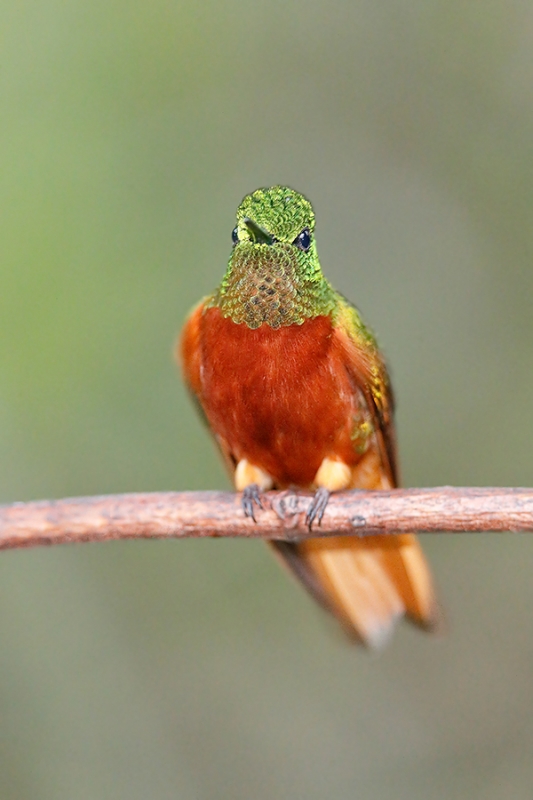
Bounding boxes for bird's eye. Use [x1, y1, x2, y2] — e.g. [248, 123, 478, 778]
[232, 226, 239, 245]
[293, 228, 311, 251]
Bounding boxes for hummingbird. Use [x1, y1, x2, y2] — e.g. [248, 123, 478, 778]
[178, 186, 440, 646]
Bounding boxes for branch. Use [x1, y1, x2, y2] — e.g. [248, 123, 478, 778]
[0, 487, 532, 551]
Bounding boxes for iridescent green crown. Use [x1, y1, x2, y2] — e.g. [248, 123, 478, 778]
[236, 186, 315, 242]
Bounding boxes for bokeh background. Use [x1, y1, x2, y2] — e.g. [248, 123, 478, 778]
[2, 1, 533, 797]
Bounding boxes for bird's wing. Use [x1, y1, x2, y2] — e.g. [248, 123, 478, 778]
[272, 297, 441, 647]
[179, 299, 237, 475]
[334, 295, 399, 485]
[180, 300, 204, 398]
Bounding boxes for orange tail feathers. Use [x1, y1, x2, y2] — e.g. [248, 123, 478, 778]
[272, 533, 441, 648]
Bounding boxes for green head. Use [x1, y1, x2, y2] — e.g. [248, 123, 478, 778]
[234, 185, 315, 246]
[211, 186, 336, 328]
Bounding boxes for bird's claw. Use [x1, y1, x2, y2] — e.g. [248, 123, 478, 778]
[242, 483, 263, 523]
[305, 487, 331, 530]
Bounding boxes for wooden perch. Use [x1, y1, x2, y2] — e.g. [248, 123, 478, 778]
[0, 487, 532, 551]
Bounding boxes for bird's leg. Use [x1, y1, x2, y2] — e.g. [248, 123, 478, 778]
[242, 484, 263, 522]
[235, 459, 274, 523]
[307, 457, 352, 530]
[305, 487, 330, 530]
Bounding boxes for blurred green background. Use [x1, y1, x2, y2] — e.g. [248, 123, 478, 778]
[2, 1, 533, 797]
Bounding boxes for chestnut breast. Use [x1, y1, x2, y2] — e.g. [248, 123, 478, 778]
[198, 307, 367, 487]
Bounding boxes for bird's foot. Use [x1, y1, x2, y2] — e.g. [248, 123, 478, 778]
[242, 483, 263, 523]
[305, 487, 331, 530]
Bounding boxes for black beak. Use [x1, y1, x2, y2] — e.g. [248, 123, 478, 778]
[243, 217, 276, 245]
